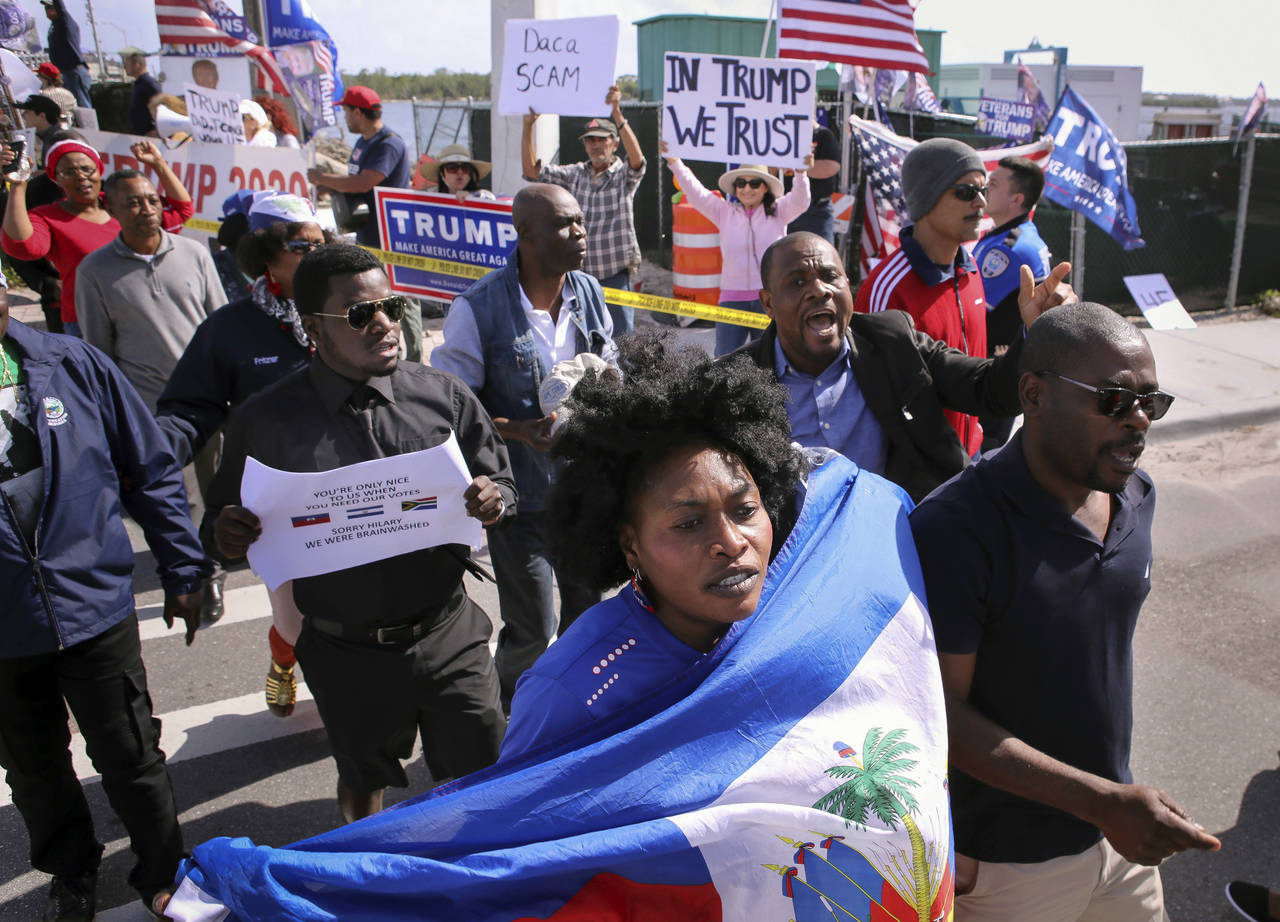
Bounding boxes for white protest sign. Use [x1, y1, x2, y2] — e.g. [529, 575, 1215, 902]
[240, 434, 483, 591]
[663, 53, 815, 168]
[496, 15, 619, 117]
[1123, 274, 1196, 330]
[80, 128, 309, 228]
[183, 83, 246, 146]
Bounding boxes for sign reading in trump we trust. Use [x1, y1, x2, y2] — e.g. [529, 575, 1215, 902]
[662, 52, 815, 168]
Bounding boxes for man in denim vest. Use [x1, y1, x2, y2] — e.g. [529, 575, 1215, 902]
[434, 184, 616, 706]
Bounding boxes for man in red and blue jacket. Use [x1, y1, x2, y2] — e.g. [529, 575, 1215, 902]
[0, 283, 209, 920]
[855, 138, 989, 456]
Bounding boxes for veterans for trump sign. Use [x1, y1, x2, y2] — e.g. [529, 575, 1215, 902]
[374, 189, 516, 300]
[977, 97, 1035, 142]
[662, 52, 816, 168]
[496, 15, 619, 117]
[1042, 86, 1145, 250]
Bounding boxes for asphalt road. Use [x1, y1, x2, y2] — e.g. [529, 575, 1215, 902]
[1, 414, 1276, 921]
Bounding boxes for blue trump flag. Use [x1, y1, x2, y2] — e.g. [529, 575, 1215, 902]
[164, 455, 955, 922]
[262, 0, 342, 105]
[1042, 86, 1145, 250]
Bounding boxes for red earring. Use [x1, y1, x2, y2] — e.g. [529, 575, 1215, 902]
[265, 270, 283, 297]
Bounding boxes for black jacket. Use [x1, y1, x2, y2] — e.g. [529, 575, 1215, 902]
[726, 310, 1023, 502]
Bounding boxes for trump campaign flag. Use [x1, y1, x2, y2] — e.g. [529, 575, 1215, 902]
[851, 114, 1054, 275]
[1042, 86, 1144, 250]
[163, 454, 956, 922]
[262, 0, 343, 105]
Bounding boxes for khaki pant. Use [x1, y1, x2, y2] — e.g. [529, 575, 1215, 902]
[956, 839, 1169, 922]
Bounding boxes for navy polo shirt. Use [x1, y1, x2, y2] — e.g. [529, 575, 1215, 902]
[909, 431, 1155, 863]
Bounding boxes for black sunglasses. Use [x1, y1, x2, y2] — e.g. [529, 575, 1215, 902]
[1038, 370, 1174, 421]
[313, 295, 411, 331]
[734, 178, 766, 189]
[284, 240, 323, 255]
[950, 183, 989, 202]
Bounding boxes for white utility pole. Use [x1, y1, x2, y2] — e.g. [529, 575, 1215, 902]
[490, 0, 559, 196]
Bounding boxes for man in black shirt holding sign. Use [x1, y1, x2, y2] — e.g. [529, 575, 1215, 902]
[204, 244, 515, 823]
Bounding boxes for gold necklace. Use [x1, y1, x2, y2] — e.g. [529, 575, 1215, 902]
[0, 343, 19, 389]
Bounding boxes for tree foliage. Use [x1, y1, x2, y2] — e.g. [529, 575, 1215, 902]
[339, 68, 490, 100]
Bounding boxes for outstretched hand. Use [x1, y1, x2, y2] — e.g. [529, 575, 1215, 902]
[1018, 261, 1077, 328]
[1095, 783, 1221, 866]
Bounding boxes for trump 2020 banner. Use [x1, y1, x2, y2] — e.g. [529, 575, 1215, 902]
[1042, 86, 1145, 250]
[374, 189, 516, 300]
[161, 455, 955, 922]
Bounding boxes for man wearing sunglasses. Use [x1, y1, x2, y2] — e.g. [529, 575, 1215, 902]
[911, 302, 1219, 922]
[203, 244, 516, 824]
[855, 138, 1061, 458]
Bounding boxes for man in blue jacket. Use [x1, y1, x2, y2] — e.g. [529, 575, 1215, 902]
[41, 0, 93, 109]
[0, 282, 209, 920]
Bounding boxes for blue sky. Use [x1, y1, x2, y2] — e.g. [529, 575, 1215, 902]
[35, 0, 1279, 98]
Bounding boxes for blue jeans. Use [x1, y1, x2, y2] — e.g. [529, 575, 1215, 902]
[715, 299, 766, 357]
[788, 200, 836, 244]
[488, 511, 600, 706]
[596, 269, 634, 337]
[62, 66, 93, 110]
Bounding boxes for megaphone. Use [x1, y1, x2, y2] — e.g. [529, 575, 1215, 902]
[155, 104, 193, 140]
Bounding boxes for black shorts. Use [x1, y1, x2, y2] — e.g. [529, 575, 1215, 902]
[295, 591, 505, 793]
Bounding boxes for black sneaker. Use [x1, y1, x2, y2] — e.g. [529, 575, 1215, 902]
[1226, 881, 1280, 922]
[41, 872, 96, 921]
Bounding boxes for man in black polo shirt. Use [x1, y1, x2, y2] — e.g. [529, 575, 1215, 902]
[204, 244, 514, 824]
[910, 302, 1220, 921]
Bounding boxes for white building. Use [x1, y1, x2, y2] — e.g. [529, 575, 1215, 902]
[938, 62, 1143, 141]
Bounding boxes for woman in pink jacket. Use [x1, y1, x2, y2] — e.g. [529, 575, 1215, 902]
[663, 142, 812, 356]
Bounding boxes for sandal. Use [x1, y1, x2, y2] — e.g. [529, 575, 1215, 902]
[265, 659, 296, 717]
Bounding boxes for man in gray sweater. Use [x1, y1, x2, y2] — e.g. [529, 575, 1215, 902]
[76, 168, 227, 619]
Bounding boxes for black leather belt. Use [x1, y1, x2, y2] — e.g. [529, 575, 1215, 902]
[308, 588, 465, 647]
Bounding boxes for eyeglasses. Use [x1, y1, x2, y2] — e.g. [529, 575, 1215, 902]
[950, 183, 988, 202]
[284, 239, 323, 255]
[313, 295, 411, 331]
[734, 178, 766, 190]
[56, 165, 98, 179]
[1038, 370, 1174, 420]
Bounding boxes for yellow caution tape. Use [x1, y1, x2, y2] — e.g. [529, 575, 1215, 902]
[186, 219, 765, 330]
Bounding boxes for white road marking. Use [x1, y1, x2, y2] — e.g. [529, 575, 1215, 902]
[136, 584, 272, 642]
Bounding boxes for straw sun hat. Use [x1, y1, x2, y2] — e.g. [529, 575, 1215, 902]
[419, 144, 492, 184]
[717, 165, 782, 199]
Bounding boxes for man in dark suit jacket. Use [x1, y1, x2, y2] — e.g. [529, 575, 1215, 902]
[727, 232, 1074, 501]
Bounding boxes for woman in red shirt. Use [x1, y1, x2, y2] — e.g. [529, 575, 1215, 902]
[2, 138, 194, 337]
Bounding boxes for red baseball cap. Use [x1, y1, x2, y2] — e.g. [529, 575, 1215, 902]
[36, 62, 60, 79]
[338, 86, 380, 109]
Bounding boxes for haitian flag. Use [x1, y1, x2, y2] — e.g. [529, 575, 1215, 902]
[164, 454, 955, 922]
[1042, 86, 1145, 251]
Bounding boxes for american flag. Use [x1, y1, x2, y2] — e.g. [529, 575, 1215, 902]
[778, 0, 930, 73]
[155, 0, 288, 94]
[851, 114, 1055, 276]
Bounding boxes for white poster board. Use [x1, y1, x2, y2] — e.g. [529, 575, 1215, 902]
[240, 435, 483, 591]
[1123, 273, 1196, 330]
[662, 52, 816, 168]
[161, 55, 254, 100]
[496, 15, 619, 117]
[80, 128, 309, 230]
[184, 84, 246, 145]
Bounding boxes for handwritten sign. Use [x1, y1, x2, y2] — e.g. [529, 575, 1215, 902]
[375, 189, 515, 300]
[241, 434, 482, 591]
[977, 97, 1035, 142]
[1123, 274, 1196, 330]
[183, 84, 245, 146]
[662, 52, 815, 168]
[496, 15, 619, 117]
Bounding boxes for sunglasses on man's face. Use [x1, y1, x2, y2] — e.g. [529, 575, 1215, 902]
[734, 178, 767, 190]
[313, 295, 411, 331]
[950, 183, 989, 202]
[1038, 370, 1175, 421]
[284, 239, 323, 255]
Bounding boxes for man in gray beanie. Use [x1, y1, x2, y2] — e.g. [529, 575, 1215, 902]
[855, 137, 1000, 456]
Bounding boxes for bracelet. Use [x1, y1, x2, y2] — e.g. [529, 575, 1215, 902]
[616, 119, 628, 129]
